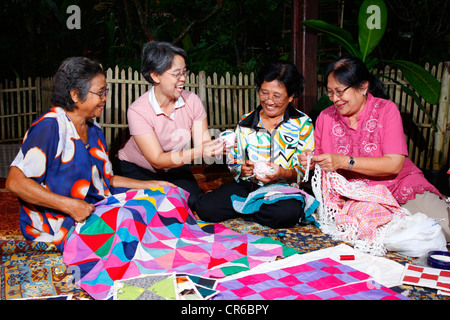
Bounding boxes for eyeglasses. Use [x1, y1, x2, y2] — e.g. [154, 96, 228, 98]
[326, 85, 351, 98]
[89, 88, 109, 99]
[166, 69, 189, 80]
[258, 90, 287, 104]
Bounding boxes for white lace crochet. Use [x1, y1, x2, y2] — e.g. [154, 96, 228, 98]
[301, 154, 312, 183]
[311, 164, 403, 256]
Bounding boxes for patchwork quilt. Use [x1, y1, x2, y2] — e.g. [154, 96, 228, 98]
[213, 257, 409, 300]
[62, 187, 298, 300]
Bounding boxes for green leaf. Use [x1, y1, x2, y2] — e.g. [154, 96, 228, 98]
[364, 56, 381, 71]
[358, 0, 388, 62]
[301, 20, 361, 58]
[385, 60, 441, 105]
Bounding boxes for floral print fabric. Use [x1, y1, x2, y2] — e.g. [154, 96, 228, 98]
[11, 107, 115, 250]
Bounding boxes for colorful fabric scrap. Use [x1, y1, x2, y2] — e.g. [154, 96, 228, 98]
[114, 273, 176, 300]
[213, 257, 409, 300]
[63, 187, 298, 300]
[113, 273, 219, 300]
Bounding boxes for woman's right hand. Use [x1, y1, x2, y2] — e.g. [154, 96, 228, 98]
[299, 149, 314, 168]
[66, 198, 95, 223]
[240, 160, 255, 178]
[312, 153, 347, 172]
[7, 166, 95, 223]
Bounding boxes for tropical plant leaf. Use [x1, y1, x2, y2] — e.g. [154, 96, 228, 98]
[364, 56, 381, 71]
[301, 20, 361, 58]
[385, 60, 441, 105]
[358, 0, 387, 62]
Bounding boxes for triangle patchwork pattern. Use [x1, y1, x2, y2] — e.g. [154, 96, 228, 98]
[62, 186, 299, 300]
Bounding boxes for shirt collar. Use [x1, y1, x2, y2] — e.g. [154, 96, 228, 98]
[148, 86, 185, 116]
[239, 104, 304, 129]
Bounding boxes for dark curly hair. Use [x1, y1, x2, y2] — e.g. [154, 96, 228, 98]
[50, 57, 104, 111]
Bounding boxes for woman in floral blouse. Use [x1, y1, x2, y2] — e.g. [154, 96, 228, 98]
[299, 56, 449, 241]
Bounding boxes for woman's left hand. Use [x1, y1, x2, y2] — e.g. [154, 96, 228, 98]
[110, 175, 176, 190]
[312, 153, 347, 172]
[202, 139, 226, 158]
[145, 180, 177, 188]
[256, 162, 281, 184]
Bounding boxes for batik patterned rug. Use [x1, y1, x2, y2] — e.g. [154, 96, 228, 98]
[0, 240, 90, 300]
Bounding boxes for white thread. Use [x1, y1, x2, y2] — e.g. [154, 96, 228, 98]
[302, 154, 312, 182]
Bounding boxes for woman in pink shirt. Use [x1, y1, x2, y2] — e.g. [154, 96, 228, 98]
[299, 56, 449, 241]
[118, 42, 225, 210]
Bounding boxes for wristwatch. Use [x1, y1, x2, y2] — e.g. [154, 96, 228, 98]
[348, 156, 355, 170]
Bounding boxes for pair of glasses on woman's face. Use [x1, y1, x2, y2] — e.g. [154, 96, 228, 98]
[89, 88, 109, 99]
[325, 85, 352, 98]
[166, 69, 189, 80]
[258, 90, 287, 104]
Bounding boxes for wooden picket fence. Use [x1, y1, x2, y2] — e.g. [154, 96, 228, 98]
[99, 68, 259, 155]
[0, 62, 449, 171]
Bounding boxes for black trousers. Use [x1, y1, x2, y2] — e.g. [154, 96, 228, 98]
[118, 160, 202, 211]
[195, 179, 304, 228]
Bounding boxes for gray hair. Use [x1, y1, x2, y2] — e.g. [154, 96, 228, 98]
[140, 41, 187, 84]
[50, 57, 104, 111]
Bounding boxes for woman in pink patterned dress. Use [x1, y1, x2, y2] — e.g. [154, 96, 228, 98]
[299, 56, 449, 241]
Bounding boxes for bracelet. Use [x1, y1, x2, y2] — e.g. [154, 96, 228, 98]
[348, 156, 355, 170]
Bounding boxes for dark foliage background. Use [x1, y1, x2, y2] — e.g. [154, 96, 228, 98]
[0, 0, 448, 79]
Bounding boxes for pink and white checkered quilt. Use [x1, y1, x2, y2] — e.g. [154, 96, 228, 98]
[401, 264, 450, 295]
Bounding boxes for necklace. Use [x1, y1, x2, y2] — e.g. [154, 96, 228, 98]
[349, 119, 358, 128]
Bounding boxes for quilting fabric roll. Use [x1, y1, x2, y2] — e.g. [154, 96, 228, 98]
[63, 187, 298, 300]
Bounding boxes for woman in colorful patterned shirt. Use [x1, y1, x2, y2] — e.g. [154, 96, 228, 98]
[196, 61, 315, 228]
[299, 56, 449, 241]
[6, 57, 174, 250]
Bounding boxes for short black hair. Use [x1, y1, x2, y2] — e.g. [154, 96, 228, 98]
[255, 60, 305, 98]
[325, 55, 388, 99]
[140, 41, 187, 84]
[50, 57, 104, 111]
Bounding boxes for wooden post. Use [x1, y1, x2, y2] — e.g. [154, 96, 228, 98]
[433, 62, 450, 171]
[198, 71, 207, 110]
[291, 0, 318, 115]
